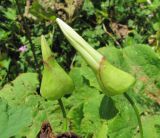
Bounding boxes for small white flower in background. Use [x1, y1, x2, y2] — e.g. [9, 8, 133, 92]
[18, 45, 27, 52]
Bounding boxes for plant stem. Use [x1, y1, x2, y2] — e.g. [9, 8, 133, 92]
[58, 98, 68, 131]
[102, 24, 122, 48]
[58, 99, 67, 118]
[124, 93, 143, 138]
[15, 0, 41, 81]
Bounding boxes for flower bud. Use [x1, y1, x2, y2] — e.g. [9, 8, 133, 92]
[40, 35, 74, 100]
[56, 18, 135, 96]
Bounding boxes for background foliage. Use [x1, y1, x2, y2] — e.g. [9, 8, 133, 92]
[0, 0, 160, 138]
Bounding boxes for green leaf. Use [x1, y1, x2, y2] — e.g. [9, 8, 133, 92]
[82, 0, 95, 16]
[0, 73, 63, 137]
[80, 93, 103, 135]
[134, 115, 160, 138]
[80, 65, 101, 90]
[93, 121, 108, 138]
[107, 95, 138, 138]
[99, 96, 118, 120]
[66, 85, 105, 136]
[69, 67, 84, 90]
[3, 8, 16, 20]
[68, 103, 84, 134]
[0, 98, 32, 138]
[136, 0, 147, 3]
[0, 29, 10, 40]
[0, 73, 39, 106]
[0, 58, 10, 69]
[82, 25, 105, 48]
[30, 1, 56, 21]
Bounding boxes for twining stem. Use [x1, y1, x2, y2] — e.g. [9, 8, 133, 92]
[102, 24, 122, 48]
[124, 93, 143, 138]
[58, 99, 68, 131]
[15, 0, 41, 81]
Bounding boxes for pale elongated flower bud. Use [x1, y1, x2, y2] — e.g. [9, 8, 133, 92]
[56, 18, 135, 96]
[40, 35, 74, 100]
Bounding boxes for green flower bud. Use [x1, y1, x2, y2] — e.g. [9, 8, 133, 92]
[40, 35, 74, 100]
[56, 18, 135, 96]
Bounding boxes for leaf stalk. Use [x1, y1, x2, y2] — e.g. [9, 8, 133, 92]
[124, 93, 143, 138]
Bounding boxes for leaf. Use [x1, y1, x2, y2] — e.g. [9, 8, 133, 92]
[136, 0, 148, 3]
[70, 62, 101, 91]
[66, 85, 105, 136]
[99, 96, 118, 120]
[0, 58, 10, 69]
[113, 96, 140, 137]
[3, 8, 16, 20]
[67, 85, 100, 107]
[82, 0, 94, 16]
[69, 67, 84, 90]
[0, 73, 63, 137]
[93, 121, 108, 138]
[67, 103, 84, 134]
[0, 29, 10, 41]
[29, 1, 56, 21]
[0, 98, 32, 138]
[134, 115, 160, 138]
[80, 93, 103, 135]
[82, 25, 105, 48]
[80, 65, 101, 91]
[0, 73, 39, 106]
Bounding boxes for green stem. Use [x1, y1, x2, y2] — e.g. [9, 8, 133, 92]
[15, 0, 41, 81]
[124, 93, 143, 138]
[58, 99, 68, 131]
[58, 99, 67, 118]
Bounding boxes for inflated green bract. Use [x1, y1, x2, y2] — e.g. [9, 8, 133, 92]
[56, 18, 135, 96]
[96, 59, 135, 96]
[40, 35, 74, 100]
